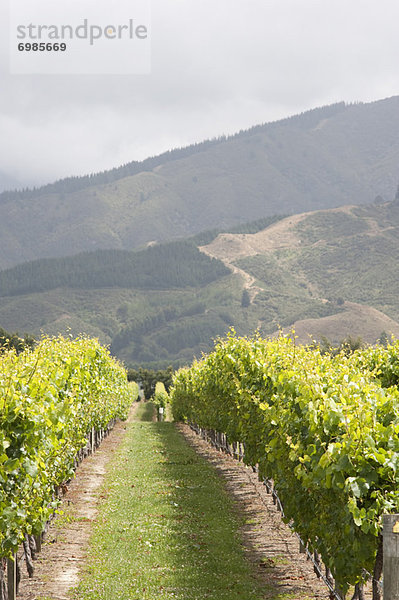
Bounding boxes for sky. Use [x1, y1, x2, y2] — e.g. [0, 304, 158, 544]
[1, 0, 399, 192]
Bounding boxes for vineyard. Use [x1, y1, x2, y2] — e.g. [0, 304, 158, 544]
[0, 336, 137, 597]
[170, 332, 399, 598]
[3, 331, 399, 599]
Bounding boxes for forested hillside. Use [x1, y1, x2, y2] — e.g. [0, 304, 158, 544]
[0, 237, 239, 367]
[2, 97, 399, 268]
[0, 242, 229, 296]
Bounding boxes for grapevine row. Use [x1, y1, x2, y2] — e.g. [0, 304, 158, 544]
[170, 332, 399, 596]
[0, 335, 137, 560]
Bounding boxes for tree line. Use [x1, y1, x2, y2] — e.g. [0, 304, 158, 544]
[127, 366, 173, 400]
[0, 242, 230, 297]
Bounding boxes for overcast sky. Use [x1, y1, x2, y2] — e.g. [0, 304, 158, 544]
[1, 0, 399, 192]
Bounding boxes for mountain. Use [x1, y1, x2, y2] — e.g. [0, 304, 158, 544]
[1, 200, 399, 367]
[2, 97, 399, 269]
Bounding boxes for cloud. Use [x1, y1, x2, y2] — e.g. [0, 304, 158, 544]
[1, 0, 399, 190]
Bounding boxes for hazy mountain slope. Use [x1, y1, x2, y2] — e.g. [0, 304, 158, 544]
[2, 97, 399, 268]
[2, 200, 399, 365]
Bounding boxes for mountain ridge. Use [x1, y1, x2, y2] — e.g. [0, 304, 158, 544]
[2, 97, 399, 269]
[0, 101, 347, 200]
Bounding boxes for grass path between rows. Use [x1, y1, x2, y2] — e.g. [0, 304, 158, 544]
[72, 403, 267, 600]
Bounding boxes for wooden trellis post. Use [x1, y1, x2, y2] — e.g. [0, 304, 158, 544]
[383, 514, 399, 600]
[6, 556, 16, 600]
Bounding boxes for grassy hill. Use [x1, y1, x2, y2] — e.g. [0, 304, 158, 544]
[2, 200, 399, 366]
[2, 97, 399, 268]
[204, 200, 399, 346]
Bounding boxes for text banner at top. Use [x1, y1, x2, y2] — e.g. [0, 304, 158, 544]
[9, 0, 151, 75]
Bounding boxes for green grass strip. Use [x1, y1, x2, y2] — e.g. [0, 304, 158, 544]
[135, 400, 156, 422]
[72, 416, 266, 599]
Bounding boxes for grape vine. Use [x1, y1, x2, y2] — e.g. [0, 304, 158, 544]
[171, 332, 399, 595]
[0, 335, 137, 559]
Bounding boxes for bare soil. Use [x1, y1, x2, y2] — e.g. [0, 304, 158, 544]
[200, 205, 369, 267]
[199, 214, 308, 263]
